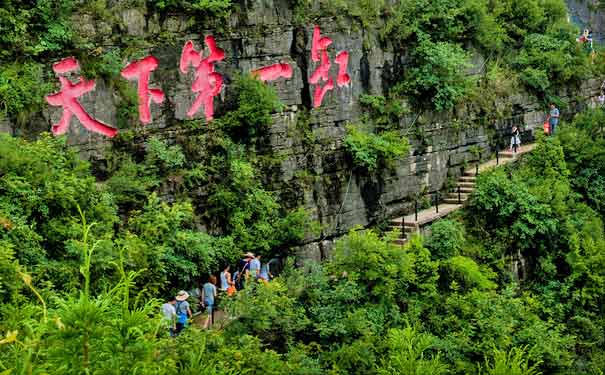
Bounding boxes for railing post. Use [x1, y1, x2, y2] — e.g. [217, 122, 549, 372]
[401, 219, 406, 241]
[475, 163, 479, 176]
[458, 185, 461, 204]
[435, 192, 439, 213]
[496, 144, 499, 165]
[415, 200, 418, 222]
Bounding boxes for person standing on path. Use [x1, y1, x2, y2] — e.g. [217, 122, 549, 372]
[220, 264, 236, 295]
[236, 253, 253, 289]
[175, 291, 192, 335]
[201, 276, 218, 329]
[549, 103, 560, 135]
[161, 296, 177, 337]
[510, 125, 521, 153]
[249, 254, 261, 280]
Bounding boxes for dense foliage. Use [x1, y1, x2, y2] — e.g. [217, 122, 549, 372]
[2, 110, 605, 373]
[1, 0, 605, 374]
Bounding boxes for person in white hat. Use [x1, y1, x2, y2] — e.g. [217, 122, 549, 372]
[174, 290, 192, 334]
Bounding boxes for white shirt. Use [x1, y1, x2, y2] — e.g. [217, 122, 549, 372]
[161, 303, 176, 321]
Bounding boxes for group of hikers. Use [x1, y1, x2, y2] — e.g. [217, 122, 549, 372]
[161, 252, 278, 335]
[510, 103, 559, 153]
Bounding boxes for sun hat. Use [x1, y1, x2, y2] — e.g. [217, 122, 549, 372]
[243, 252, 255, 258]
[176, 290, 190, 301]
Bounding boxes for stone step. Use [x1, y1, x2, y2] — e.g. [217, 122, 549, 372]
[447, 192, 470, 199]
[390, 218, 403, 225]
[458, 187, 475, 193]
[404, 226, 417, 233]
[498, 151, 516, 159]
[459, 176, 476, 182]
[443, 198, 467, 204]
[392, 238, 407, 246]
[463, 170, 477, 177]
[457, 181, 476, 188]
[389, 225, 416, 233]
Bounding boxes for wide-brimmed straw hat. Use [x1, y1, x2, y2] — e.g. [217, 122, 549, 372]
[243, 252, 255, 258]
[176, 290, 189, 301]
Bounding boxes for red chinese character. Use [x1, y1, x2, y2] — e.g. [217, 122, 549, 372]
[335, 51, 351, 87]
[46, 57, 118, 137]
[309, 26, 351, 108]
[311, 26, 333, 63]
[179, 36, 225, 121]
[309, 49, 331, 85]
[313, 78, 334, 109]
[251, 63, 293, 82]
[121, 56, 165, 124]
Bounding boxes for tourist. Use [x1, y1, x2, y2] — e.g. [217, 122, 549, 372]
[598, 92, 605, 107]
[220, 264, 236, 295]
[510, 125, 521, 153]
[201, 276, 218, 329]
[189, 280, 202, 311]
[161, 296, 177, 337]
[549, 103, 560, 135]
[236, 253, 253, 288]
[259, 257, 278, 282]
[232, 269, 240, 289]
[249, 254, 261, 280]
[175, 290, 192, 335]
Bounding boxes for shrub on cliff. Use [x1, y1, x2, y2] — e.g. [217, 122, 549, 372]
[394, 36, 473, 111]
[344, 124, 409, 171]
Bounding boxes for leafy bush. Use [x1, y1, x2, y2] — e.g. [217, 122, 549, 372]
[514, 29, 590, 97]
[480, 347, 541, 375]
[150, 0, 232, 18]
[0, 0, 74, 60]
[395, 37, 472, 111]
[217, 74, 282, 141]
[425, 219, 465, 260]
[344, 124, 409, 170]
[444, 255, 497, 291]
[378, 327, 449, 375]
[0, 62, 53, 120]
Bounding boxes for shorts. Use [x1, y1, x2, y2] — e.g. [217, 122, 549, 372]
[204, 299, 214, 314]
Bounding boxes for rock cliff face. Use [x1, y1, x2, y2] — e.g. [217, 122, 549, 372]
[4, 1, 602, 260]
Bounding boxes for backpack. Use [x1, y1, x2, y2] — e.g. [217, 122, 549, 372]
[175, 301, 188, 324]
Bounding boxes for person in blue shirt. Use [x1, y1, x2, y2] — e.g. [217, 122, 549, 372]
[549, 103, 560, 135]
[248, 254, 261, 280]
[259, 258, 279, 282]
[201, 276, 217, 329]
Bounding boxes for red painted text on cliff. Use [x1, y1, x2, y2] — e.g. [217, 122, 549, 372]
[46, 57, 118, 137]
[180, 36, 225, 121]
[121, 56, 165, 124]
[310, 26, 351, 108]
[251, 63, 293, 82]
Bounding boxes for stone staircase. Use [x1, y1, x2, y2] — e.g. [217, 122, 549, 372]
[388, 144, 535, 246]
[443, 174, 476, 204]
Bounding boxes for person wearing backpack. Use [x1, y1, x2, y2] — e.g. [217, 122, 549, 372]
[174, 290, 192, 335]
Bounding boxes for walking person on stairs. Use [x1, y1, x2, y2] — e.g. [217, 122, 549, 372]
[548, 103, 560, 135]
[510, 125, 521, 153]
